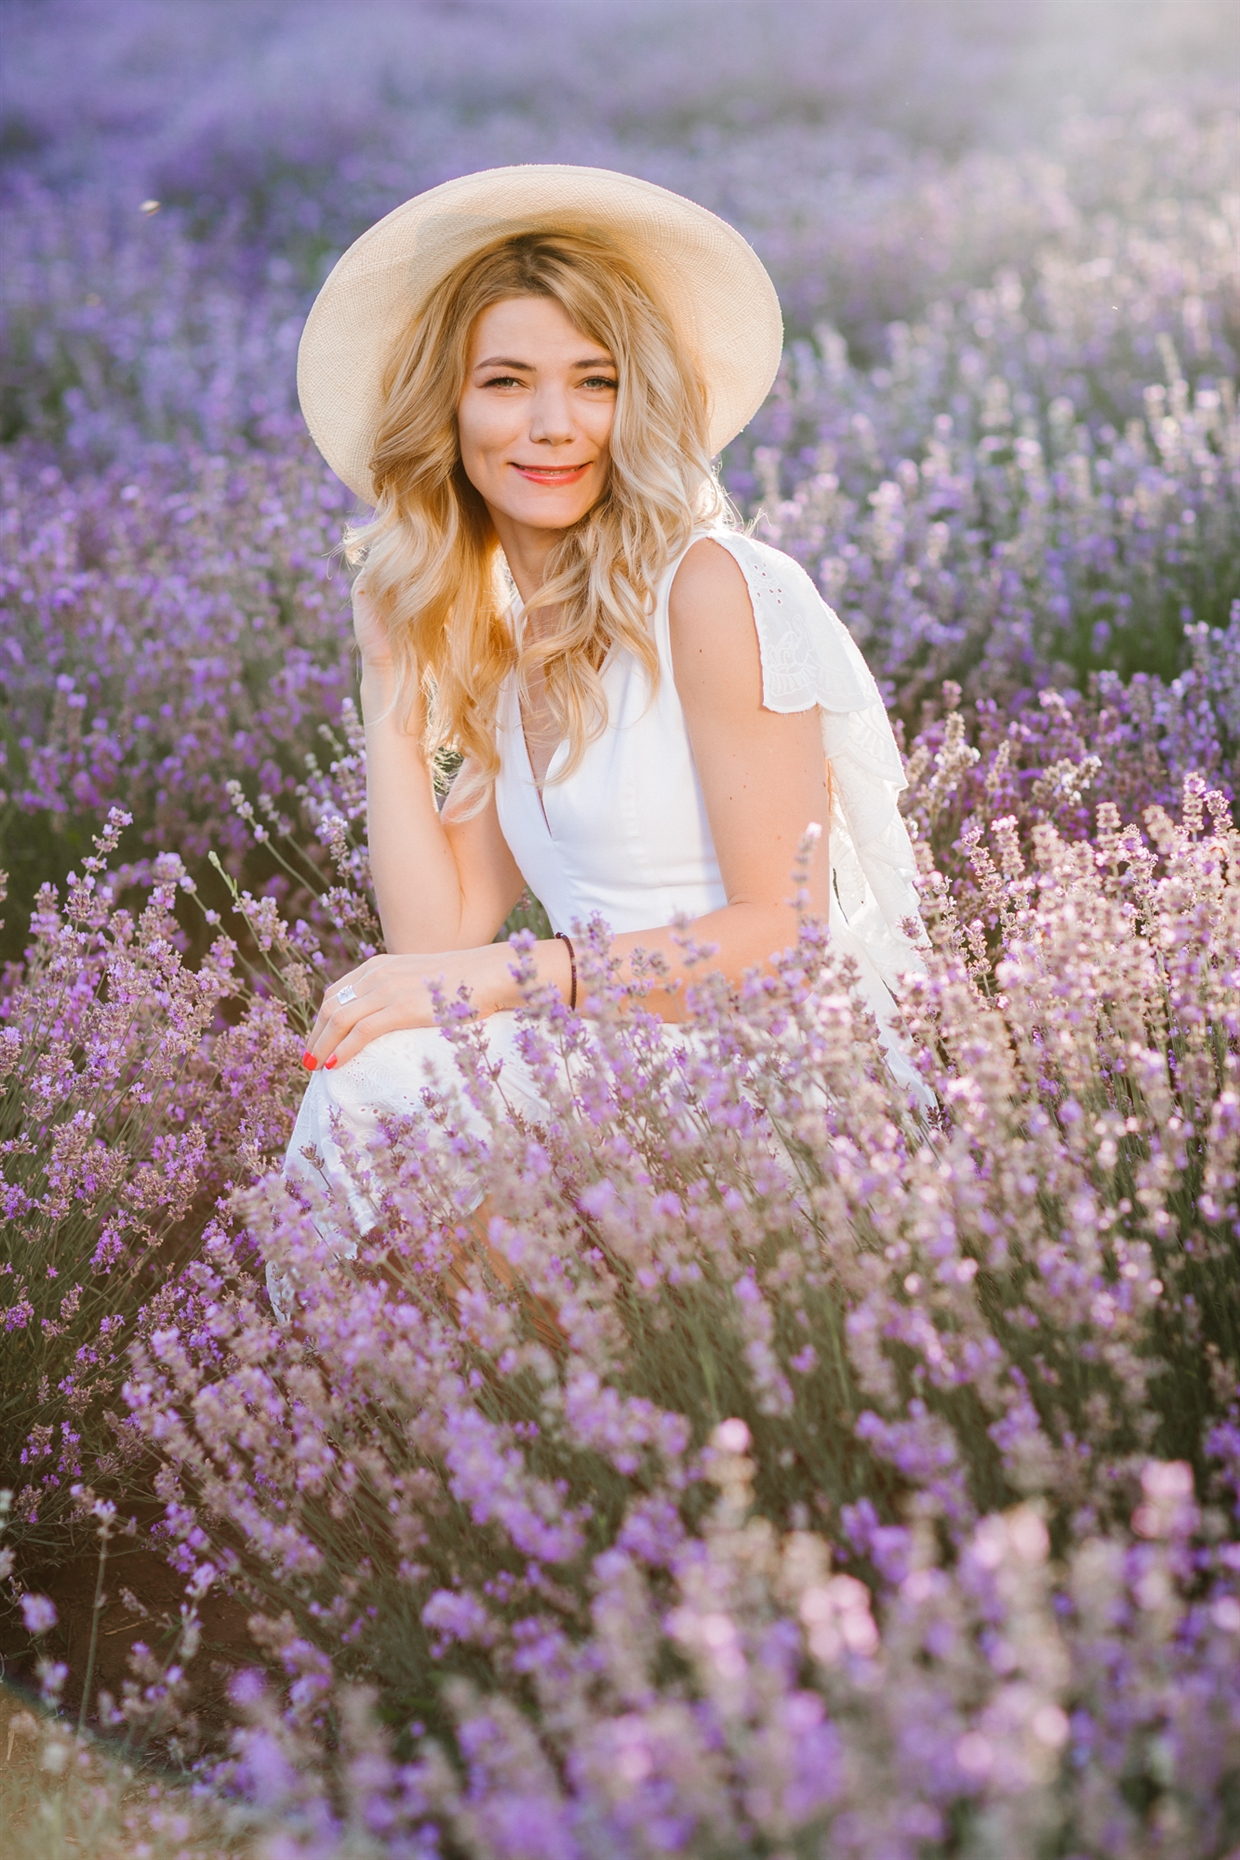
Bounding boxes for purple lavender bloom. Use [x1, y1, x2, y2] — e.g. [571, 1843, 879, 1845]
[20, 1594, 58, 1634]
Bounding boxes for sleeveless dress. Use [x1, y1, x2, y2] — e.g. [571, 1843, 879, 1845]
[280, 529, 926, 1252]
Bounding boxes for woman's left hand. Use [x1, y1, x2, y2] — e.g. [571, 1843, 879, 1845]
[303, 946, 513, 1072]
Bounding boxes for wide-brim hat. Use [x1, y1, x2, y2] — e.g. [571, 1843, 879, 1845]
[297, 163, 784, 504]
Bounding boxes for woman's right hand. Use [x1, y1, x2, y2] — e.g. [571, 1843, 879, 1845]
[352, 576, 394, 677]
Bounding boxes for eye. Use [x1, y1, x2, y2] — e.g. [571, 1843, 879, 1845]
[481, 374, 525, 389]
[581, 374, 618, 391]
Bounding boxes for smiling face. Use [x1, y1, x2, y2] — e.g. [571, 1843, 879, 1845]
[456, 295, 617, 553]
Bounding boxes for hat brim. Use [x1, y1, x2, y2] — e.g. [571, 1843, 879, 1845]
[297, 164, 784, 504]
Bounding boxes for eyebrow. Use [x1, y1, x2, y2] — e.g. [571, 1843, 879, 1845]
[473, 354, 616, 371]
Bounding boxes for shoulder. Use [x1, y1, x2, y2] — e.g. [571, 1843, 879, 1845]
[667, 536, 762, 710]
[668, 533, 751, 601]
[668, 535, 756, 644]
[667, 530, 818, 689]
[669, 531, 818, 621]
[672, 531, 876, 718]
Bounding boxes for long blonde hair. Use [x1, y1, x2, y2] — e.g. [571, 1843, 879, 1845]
[344, 231, 732, 803]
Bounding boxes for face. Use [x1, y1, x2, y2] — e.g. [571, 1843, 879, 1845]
[456, 295, 617, 540]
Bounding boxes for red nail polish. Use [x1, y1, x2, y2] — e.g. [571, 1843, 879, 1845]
[302, 1051, 316, 1070]
[325, 1054, 338, 1071]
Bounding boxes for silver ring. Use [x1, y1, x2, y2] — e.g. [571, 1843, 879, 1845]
[336, 984, 358, 1006]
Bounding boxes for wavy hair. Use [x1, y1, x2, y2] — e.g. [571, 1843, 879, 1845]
[344, 231, 732, 806]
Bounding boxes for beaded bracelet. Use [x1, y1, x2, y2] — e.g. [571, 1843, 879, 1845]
[554, 931, 577, 1010]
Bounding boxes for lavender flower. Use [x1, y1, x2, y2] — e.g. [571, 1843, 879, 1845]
[20, 1592, 57, 1634]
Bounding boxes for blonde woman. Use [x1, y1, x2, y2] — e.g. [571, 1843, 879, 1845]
[287, 166, 925, 1243]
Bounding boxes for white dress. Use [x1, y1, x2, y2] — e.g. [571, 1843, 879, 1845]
[280, 529, 926, 1250]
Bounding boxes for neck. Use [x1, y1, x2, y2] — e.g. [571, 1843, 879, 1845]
[486, 507, 569, 609]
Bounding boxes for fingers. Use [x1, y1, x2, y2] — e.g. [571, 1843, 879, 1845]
[306, 989, 360, 1054]
[305, 1000, 408, 1073]
[301, 962, 443, 1072]
[306, 955, 385, 1042]
[304, 985, 384, 1070]
[303, 995, 382, 1070]
[301, 955, 471, 1074]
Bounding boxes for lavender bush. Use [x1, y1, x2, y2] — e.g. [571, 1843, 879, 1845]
[4, 737, 1237, 1853]
[0, 442, 354, 957]
[743, 316, 1238, 701]
[120, 774, 1239, 1856]
[2, 0, 1239, 1850]
[0, 810, 301, 1548]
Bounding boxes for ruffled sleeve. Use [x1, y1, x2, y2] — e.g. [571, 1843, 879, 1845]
[704, 530, 928, 1005]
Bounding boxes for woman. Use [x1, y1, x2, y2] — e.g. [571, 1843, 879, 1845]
[286, 164, 925, 1248]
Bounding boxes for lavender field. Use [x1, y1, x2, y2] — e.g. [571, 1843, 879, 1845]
[1, 2, 1239, 1855]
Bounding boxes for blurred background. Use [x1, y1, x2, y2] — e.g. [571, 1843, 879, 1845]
[3, 0, 1236, 420]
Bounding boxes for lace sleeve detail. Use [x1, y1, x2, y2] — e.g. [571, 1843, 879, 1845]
[707, 530, 874, 715]
[705, 530, 927, 993]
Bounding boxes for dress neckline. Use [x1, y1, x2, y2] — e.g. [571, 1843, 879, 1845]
[504, 533, 709, 832]
[519, 697, 566, 836]
[508, 598, 567, 832]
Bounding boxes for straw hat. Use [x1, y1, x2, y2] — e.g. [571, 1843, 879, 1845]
[297, 164, 784, 504]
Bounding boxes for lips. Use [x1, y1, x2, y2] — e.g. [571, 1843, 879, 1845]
[512, 463, 592, 485]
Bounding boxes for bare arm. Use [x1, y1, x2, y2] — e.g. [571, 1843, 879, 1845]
[601, 537, 832, 1018]
[356, 581, 525, 952]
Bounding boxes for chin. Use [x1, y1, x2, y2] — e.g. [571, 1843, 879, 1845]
[512, 496, 596, 530]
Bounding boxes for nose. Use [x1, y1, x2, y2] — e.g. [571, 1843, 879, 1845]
[528, 382, 575, 446]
